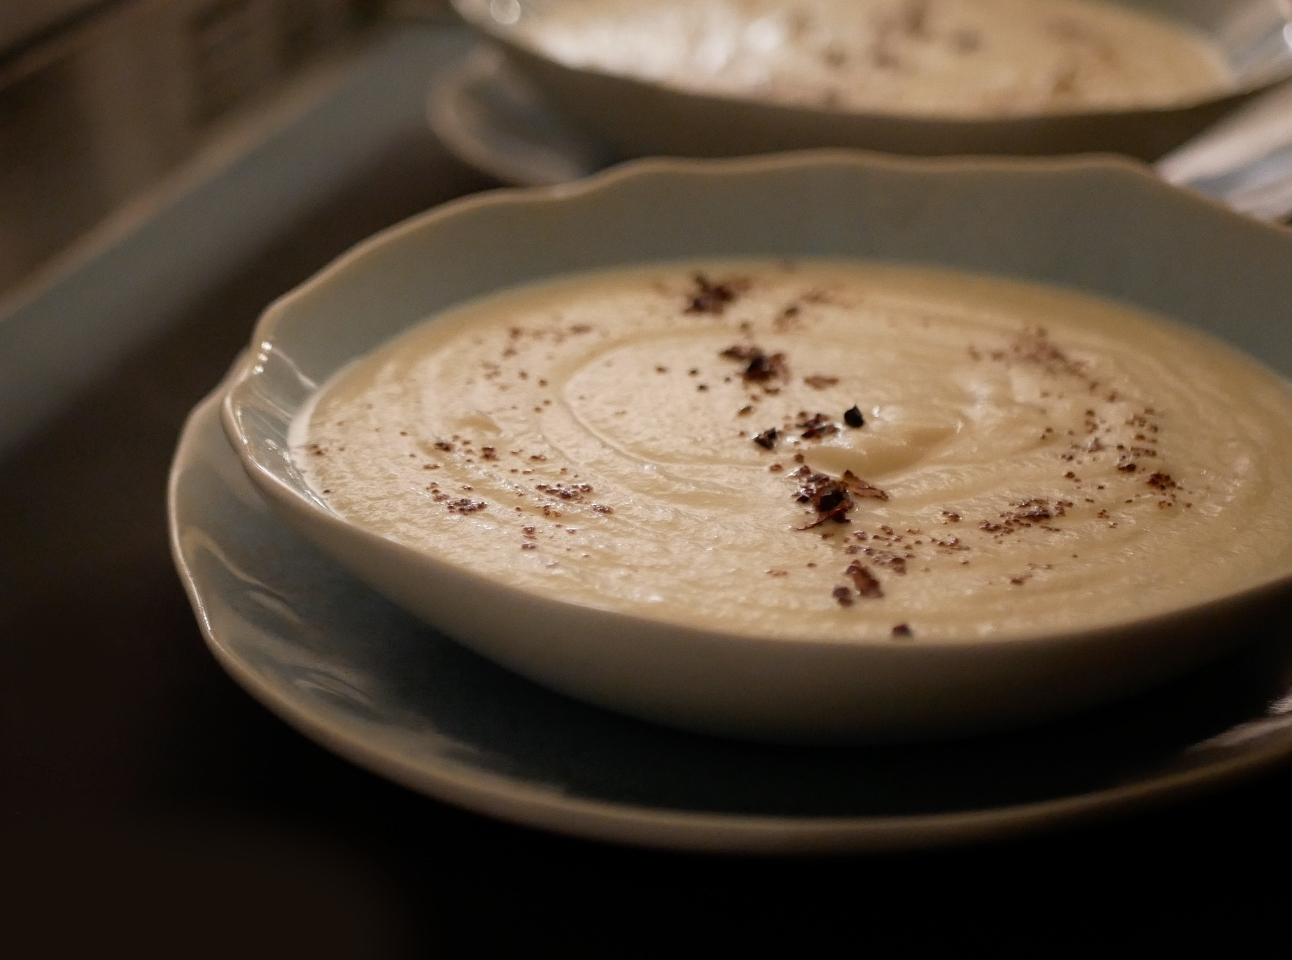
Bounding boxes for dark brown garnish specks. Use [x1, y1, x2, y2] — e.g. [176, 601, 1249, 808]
[979, 497, 1071, 536]
[685, 274, 748, 315]
[792, 466, 888, 529]
[845, 561, 883, 598]
[844, 405, 865, 428]
[447, 498, 487, 514]
[794, 467, 853, 527]
[796, 412, 838, 440]
[750, 409, 863, 451]
[833, 560, 884, 607]
[841, 470, 889, 500]
[720, 344, 788, 385]
[535, 482, 593, 501]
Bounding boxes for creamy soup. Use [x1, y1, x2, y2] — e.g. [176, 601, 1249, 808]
[292, 261, 1292, 641]
[510, 0, 1233, 117]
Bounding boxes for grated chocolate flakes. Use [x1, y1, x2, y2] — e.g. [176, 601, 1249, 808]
[791, 467, 888, 529]
[845, 560, 884, 598]
[447, 498, 487, 514]
[720, 344, 788, 384]
[535, 482, 593, 501]
[842, 470, 889, 500]
[796, 412, 839, 440]
[685, 274, 748, 315]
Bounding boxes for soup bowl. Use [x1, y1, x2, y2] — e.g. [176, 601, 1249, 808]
[223, 150, 1292, 741]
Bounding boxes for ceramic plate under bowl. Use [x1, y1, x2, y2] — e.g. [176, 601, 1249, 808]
[220, 150, 1292, 743]
[427, 44, 613, 186]
[426, 41, 1292, 224]
[173, 375, 1292, 853]
[451, 0, 1292, 160]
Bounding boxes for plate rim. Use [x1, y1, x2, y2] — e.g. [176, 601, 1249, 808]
[171, 376, 1292, 853]
[427, 43, 607, 188]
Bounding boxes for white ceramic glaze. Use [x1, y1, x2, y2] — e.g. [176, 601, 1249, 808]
[222, 150, 1292, 742]
[450, 0, 1292, 160]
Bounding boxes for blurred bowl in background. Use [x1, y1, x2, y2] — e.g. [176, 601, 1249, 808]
[450, 0, 1292, 160]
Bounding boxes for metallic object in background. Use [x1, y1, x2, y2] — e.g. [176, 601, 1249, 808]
[1157, 78, 1292, 221]
[0, 0, 361, 297]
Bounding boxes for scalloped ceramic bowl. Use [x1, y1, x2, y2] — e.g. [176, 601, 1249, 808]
[451, 0, 1292, 161]
[223, 150, 1292, 742]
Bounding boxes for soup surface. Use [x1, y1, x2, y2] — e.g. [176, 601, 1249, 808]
[509, 0, 1233, 117]
[293, 261, 1292, 641]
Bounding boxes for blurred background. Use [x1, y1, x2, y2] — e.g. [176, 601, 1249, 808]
[2, 0, 382, 297]
[0, 0, 480, 457]
[3, 3, 1292, 953]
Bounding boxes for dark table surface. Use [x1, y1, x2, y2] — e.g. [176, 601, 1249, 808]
[4, 80, 1290, 959]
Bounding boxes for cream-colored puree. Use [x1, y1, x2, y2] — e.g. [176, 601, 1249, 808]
[293, 261, 1292, 641]
[512, 0, 1232, 117]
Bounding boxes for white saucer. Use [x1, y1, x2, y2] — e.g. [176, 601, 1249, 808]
[427, 44, 613, 187]
[171, 371, 1292, 853]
